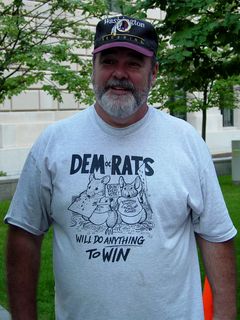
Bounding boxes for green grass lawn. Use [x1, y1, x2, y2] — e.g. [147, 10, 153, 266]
[0, 200, 55, 320]
[0, 175, 239, 319]
[218, 175, 240, 319]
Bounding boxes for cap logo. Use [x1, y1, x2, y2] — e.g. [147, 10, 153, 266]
[111, 18, 131, 36]
[94, 16, 158, 57]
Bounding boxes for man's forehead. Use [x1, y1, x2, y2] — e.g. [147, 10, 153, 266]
[98, 47, 146, 60]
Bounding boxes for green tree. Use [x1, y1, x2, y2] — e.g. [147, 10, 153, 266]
[126, 0, 240, 140]
[0, 0, 108, 105]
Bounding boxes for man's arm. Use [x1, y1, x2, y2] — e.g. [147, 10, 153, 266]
[196, 235, 237, 320]
[6, 225, 44, 320]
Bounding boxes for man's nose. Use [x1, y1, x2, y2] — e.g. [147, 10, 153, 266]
[111, 65, 128, 79]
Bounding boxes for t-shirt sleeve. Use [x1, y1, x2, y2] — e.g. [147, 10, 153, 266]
[191, 157, 237, 242]
[4, 148, 53, 235]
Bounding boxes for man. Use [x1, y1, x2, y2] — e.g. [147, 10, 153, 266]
[5, 16, 237, 320]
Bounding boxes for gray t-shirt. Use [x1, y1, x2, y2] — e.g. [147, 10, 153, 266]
[5, 106, 237, 320]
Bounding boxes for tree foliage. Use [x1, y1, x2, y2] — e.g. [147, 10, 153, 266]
[0, 0, 108, 104]
[125, 0, 240, 139]
[1, 0, 240, 140]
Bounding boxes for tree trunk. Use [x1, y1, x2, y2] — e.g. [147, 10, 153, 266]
[202, 87, 208, 141]
[202, 108, 207, 141]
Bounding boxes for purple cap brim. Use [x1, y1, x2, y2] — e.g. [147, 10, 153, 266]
[93, 42, 153, 57]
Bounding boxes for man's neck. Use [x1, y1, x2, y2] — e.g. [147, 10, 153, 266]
[94, 103, 149, 128]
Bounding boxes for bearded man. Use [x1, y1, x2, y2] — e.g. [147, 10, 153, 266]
[5, 16, 237, 320]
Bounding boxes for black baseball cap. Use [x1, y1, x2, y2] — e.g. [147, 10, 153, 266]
[93, 16, 158, 57]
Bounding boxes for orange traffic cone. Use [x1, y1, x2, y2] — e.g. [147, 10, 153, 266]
[203, 277, 213, 320]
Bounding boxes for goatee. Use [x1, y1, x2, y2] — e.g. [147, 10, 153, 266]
[92, 78, 150, 119]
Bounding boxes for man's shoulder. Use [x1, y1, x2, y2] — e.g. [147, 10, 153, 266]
[30, 106, 93, 153]
[41, 106, 93, 136]
[150, 107, 196, 133]
[52, 106, 93, 128]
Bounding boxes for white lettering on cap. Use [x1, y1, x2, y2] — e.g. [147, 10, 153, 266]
[104, 17, 145, 29]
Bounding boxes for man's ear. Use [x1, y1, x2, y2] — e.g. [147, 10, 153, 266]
[151, 63, 159, 87]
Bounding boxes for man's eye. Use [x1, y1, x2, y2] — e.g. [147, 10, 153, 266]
[129, 61, 141, 68]
[101, 59, 115, 65]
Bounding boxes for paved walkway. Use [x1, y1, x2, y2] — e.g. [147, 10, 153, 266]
[0, 305, 11, 320]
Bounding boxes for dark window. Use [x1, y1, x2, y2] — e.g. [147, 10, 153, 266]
[221, 108, 234, 127]
[219, 85, 235, 127]
[168, 90, 187, 121]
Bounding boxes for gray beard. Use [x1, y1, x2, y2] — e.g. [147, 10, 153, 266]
[93, 78, 151, 119]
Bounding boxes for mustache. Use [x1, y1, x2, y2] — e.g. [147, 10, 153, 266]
[104, 79, 135, 92]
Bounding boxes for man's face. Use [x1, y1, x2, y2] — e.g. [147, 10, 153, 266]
[92, 48, 157, 120]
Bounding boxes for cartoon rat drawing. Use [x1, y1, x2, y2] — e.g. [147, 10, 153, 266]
[69, 173, 153, 233]
[89, 196, 118, 235]
[68, 173, 110, 224]
[117, 176, 147, 225]
[86, 173, 110, 198]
